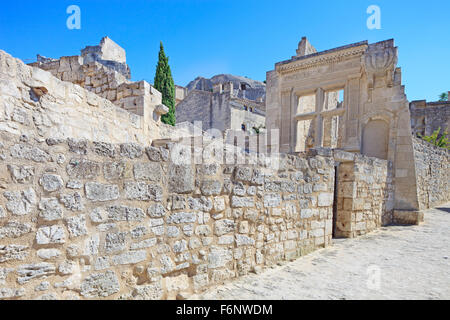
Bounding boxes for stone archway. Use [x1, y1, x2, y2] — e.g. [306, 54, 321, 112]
[362, 119, 389, 160]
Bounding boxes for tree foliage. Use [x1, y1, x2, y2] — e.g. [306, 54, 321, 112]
[418, 127, 449, 150]
[154, 42, 176, 126]
[439, 92, 448, 102]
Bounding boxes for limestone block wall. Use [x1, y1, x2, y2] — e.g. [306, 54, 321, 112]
[413, 137, 450, 210]
[335, 153, 393, 238]
[29, 52, 163, 120]
[176, 90, 217, 132]
[0, 130, 336, 300]
[0, 50, 165, 145]
[410, 101, 450, 137]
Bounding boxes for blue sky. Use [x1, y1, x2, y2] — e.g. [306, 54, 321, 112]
[0, 0, 448, 101]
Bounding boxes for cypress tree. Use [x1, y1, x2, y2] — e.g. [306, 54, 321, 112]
[154, 41, 176, 126]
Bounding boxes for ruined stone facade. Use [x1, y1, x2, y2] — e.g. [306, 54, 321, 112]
[29, 37, 168, 121]
[266, 38, 427, 221]
[410, 100, 450, 138]
[176, 75, 266, 136]
[0, 36, 449, 300]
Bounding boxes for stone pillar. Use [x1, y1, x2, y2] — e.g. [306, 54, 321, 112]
[290, 89, 298, 152]
[280, 90, 292, 153]
[314, 88, 324, 148]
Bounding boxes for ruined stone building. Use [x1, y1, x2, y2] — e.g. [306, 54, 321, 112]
[410, 98, 450, 137]
[0, 36, 448, 300]
[176, 74, 266, 137]
[266, 37, 449, 226]
[27, 37, 170, 141]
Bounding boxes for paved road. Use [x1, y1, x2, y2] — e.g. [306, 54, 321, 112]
[194, 205, 450, 300]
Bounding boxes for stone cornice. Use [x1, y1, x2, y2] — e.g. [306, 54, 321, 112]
[276, 44, 368, 75]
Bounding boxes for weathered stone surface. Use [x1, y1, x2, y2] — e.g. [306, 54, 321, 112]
[17, 263, 56, 284]
[120, 143, 143, 159]
[130, 238, 157, 250]
[218, 235, 234, 245]
[231, 196, 254, 208]
[0, 268, 13, 285]
[80, 271, 120, 298]
[37, 249, 61, 260]
[0, 206, 5, 219]
[10, 144, 50, 162]
[0, 221, 32, 239]
[264, 193, 282, 207]
[251, 169, 264, 185]
[66, 158, 100, 179]
[59, 192, 84, 211]
[195, 225, 211, 236]
[131, 283, 163, 300]
[111, 250, 146, 265]
[0, 287, 25, 299]
[105, 232, 127, 254]
[193, 273, 209, 291]
[145, 146, 169, 162]
[68, 138, 88, 155]
[166, 211, 197, 224]
[92, 141, 116, 158]
[36, 225, 66, 244]
[7, 165, 34, 183]
[235, 167, 252, 182]
[235, 234, 255, 246]
[34, 293, 58, 300]
[166, 226, 180, 238]
[38, 198, 63, 221]
[34, 281, 50, 291]
[188, 197, 213, 212]
[148, 203, 166, 218]
[65, 214, 88, 238]
[84, 234, 100, 256]
[200, 180, 222, 196]
[214, 219, 235, 236]
[0, 245, 29, 263]
[168, 164, 194, 194]
[94, 257, 110, 271]
[160, 255, 175, 274]
[133, 162, 161, 181]
[130, 226, 148, 239]
[89, 207, 107, 223]
[103, 160, 127, 180]
[124, 182, 162, 201]
[3, 188, 36, 216]
[85, 182, 120, 202]
[170, 195, 186, 210]
[173, 240, 188, 253]
[66, 180, 83, 189]
[318, 193, 334, 207]
[39, 174, 64, 192]
[58, 260, 75, 275]
[208, 246, 232, 269]
[106, 205, 145, 222]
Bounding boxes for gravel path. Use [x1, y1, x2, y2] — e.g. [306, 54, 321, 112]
[194, 204, 450, 300]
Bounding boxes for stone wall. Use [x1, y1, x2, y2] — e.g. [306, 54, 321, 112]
[413, 137, 450, 210]
[335, 151, 394, 238]
[0, 50, 167, 145]
[410, 100, 450, 138]
[0, 130, 336, 300]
